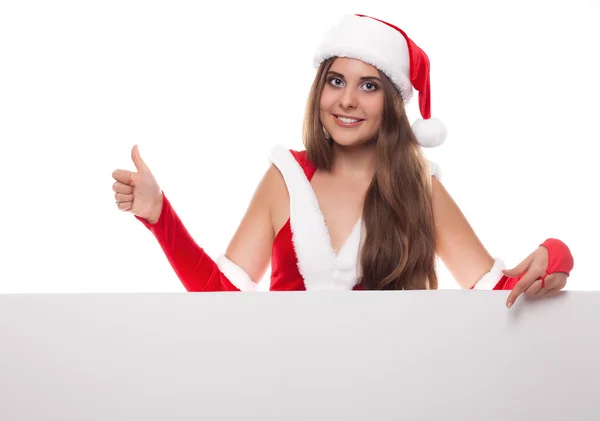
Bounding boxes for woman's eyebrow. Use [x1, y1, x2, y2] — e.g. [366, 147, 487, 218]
[327, 71, 381, 82]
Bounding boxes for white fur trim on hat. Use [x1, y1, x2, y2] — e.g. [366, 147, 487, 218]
[313, 14, 413, 101]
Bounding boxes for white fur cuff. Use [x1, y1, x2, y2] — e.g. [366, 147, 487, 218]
[216, 255, 257, 291]
[472, 258, 505, 290]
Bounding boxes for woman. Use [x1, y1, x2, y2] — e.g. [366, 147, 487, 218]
[111, 14, 573, 308]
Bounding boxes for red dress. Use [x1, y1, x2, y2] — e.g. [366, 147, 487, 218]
[136, 145, 573, 292]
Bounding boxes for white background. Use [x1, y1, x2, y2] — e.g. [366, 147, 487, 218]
[0, 0, 597, 293]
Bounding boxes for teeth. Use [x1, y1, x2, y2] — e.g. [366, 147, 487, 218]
[337, 116, 361, 123]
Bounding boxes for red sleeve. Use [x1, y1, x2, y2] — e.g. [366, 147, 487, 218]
[493, 238, 574, 290]
[135, 191, 240, 292]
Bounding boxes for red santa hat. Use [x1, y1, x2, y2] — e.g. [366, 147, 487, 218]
[313, 14, 447, 148]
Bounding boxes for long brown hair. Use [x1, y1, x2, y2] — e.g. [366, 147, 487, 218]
[302, 57, 438, 290]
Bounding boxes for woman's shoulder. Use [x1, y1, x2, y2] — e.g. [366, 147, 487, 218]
[268, 144, 307, 163]
[268, 144, 316, 179]
[257, 145, 308, 198]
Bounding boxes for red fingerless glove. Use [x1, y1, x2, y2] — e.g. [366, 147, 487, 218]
[540, 238, 574, 276]
[494, 238, 574, 290]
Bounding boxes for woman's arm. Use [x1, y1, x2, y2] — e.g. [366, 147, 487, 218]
[431, 176, 574, 298]
[137, 164, 281, 291]
[431, 176, 497, 290]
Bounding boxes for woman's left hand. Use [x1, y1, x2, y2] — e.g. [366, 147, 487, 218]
[503, 246, 568, 308]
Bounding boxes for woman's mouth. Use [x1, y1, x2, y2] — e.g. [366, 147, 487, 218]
[333, 114, 365, 128]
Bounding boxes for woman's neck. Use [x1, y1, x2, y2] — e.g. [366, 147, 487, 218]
[330, 141, 376, 179]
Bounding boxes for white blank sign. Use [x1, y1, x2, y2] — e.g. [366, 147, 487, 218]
[1, 291, 598, 420]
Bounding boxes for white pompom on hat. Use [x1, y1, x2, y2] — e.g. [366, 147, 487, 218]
[313, 14, 446, 148]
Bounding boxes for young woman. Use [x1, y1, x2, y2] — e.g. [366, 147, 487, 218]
[111, 14, 574, 308]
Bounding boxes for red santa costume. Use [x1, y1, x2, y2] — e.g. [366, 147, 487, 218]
[136, 14, 574, 292]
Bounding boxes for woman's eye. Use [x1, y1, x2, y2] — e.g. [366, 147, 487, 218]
[330, 78, 344, 87]
[362, 82, 377, 91]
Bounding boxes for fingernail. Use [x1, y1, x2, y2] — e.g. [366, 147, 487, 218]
[507, 301, 513, 308]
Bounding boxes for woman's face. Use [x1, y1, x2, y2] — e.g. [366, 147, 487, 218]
[319, 57, 384, 148]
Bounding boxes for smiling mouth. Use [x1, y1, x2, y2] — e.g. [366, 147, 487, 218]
[333, 114, 365, 128]
[334, 115, 365, 123]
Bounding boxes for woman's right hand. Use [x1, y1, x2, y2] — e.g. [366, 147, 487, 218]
[112, 145, 163, 224]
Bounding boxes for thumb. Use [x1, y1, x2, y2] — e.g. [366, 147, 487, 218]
[502, 253, 533, 278]
[131, 144, 150, 173]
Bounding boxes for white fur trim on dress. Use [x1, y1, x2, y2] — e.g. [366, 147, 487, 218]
[269, 145, 362, 290]
[216, 255, 257, 291]
[428, 160, 441, 179]
[313, 14, 413, 101]
[472, 258, 505, 290]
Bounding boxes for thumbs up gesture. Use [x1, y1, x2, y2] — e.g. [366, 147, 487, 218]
[112, 145, 163, 224]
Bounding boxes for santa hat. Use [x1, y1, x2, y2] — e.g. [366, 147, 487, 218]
[313, 14, 446, 148]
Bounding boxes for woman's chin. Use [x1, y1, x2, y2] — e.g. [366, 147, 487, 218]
[331, 135, 375, 149]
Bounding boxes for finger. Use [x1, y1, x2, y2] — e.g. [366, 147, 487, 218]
[506, 269, 543, 308]
[113, 181, 133, 194]
[543, 273, 568, 290]
[544, 288, 561, 297]
[538, 286, 554, 297]
[539, 274, 567, 299]
[112, 169, 136, 186]
[502, 252, 535, 278]
[131, 144, 150, 173]
[115, 192, 133, 202]
[506, 282, 526, 308]
[116, 201, 132, 211]
[524, 279, 544, 297]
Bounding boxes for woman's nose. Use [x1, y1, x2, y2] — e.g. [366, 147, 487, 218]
[339, 88, 358, 109]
